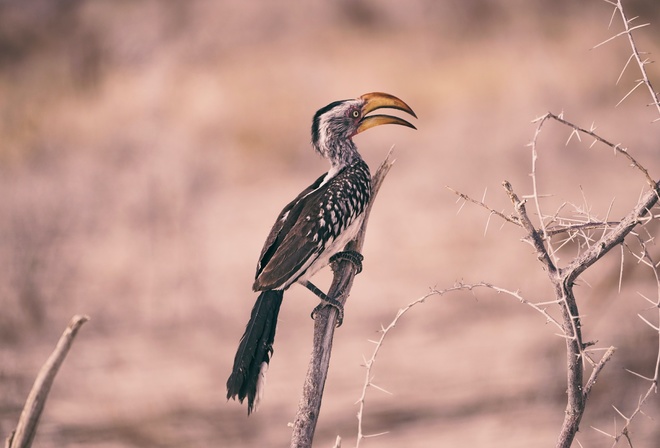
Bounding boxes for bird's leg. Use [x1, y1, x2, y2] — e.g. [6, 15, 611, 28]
[302, 280, 344, 327]
[302, 251, 362, 327]
[330, 250, 364, 274]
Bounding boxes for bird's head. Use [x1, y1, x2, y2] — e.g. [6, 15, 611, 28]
[311, 92, 417, 166]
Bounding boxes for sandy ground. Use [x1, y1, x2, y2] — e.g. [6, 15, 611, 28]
[1, 1, 659, 447]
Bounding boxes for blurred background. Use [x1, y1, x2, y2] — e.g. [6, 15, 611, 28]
[1, 0, 659, 446]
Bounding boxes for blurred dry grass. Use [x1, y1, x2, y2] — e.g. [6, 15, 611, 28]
[1, 1, 660, 446]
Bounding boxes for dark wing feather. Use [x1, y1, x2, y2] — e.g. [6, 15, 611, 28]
[254, 201, 326, 290]
[253, 160, 371, 292]
[253, 172, 327, 289]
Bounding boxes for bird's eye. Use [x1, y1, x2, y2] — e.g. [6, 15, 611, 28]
[351, 109, 360, 118]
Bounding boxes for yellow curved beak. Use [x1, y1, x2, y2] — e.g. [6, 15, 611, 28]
[356, 92, 417, 135]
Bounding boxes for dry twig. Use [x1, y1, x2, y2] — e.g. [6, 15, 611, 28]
[6, 315, 89, 448]
[355, 282, 572, 447]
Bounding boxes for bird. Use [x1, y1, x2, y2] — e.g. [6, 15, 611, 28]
[226, 92, 417, 415]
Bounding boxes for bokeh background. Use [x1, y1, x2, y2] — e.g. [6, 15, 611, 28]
[1, 1, 660, 447]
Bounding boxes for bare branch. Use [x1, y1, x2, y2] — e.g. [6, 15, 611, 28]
[446, 186, 520, 226]
[9, 315, 89, 448]
[613, 0, 660, 118]
[545, 221, 621, 237]
[591, 22, 650, 50]
[564, 185, 660, 286]
[356, 281, 573, 446]
[502, 180, 557, 274]
[583, 346, 617, 398]
[544, 112, 656, 188]
[355, 288, 439, 448]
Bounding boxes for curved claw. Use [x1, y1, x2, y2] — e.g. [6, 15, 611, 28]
[330, 250, 364, 275]
[311, 300, 344, 327]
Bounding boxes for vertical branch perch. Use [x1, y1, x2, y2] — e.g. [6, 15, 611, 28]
[7, 315, 89, 448]
[290, 150, 395, 448]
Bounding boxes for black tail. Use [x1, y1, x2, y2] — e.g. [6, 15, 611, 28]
[227, 289, 284, 414]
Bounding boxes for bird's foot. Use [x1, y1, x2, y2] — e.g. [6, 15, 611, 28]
[330, 250, 364, 274]
[303, 280, 345, 327]
[311, 296, 344, 327]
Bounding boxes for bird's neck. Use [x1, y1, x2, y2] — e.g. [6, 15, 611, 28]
[317, 138, 361, 172]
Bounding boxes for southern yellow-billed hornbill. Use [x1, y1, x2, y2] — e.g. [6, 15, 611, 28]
[226, 92, 416, 414]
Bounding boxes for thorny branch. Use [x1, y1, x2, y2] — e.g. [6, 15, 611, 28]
[590, 238, 660, 447]
[445, 6, 660, 441]
[450, 109, 660, 446]
[598, 0, 660, 120]
[355, 282, 566, 447]
[7, 315, 89, 448]
[446, 186, 520, 227]
[536, 112, 656, 188]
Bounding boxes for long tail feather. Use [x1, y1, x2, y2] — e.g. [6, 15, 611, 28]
[226, 289, 284, 414]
